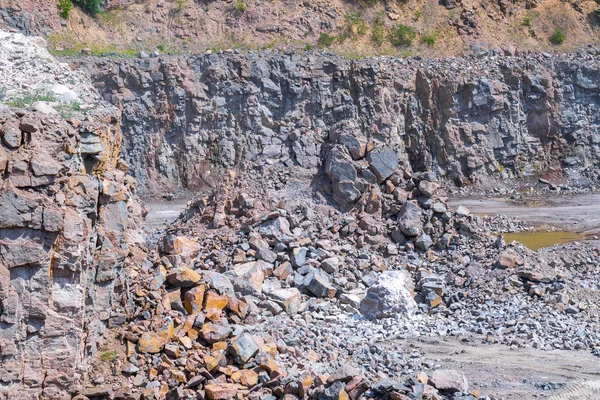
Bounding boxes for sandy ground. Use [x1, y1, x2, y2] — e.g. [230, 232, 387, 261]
[404, 335, 600, 399]
[142, 198, 190, 240]
[448, 193, 600, 233]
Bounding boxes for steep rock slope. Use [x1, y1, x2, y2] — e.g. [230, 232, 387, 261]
[81, 50, 600, 198]
[0, 32, 145, 399]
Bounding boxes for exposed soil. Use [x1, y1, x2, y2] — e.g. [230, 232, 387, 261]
[448, 193, 600, 233]
[405, 335, 600, 400]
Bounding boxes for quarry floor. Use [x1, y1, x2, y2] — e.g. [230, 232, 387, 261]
[142, 193, 600, 399]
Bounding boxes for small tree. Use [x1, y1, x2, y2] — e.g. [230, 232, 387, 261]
[550, 29, 565, 45]
[74, 0, 102, 16]
[389, 24, 416, 47]
[57, 0, 73, 19]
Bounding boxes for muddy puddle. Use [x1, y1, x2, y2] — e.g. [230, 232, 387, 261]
[495, 231, 588, 251]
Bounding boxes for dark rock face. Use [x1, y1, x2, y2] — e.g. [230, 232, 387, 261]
[0, 108, 144, 399]
[81, 51, 600, 200]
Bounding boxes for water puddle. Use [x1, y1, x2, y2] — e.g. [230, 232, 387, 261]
[495, 231, 588, 251]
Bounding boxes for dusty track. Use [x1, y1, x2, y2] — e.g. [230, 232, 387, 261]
[448, 193, 600, 232]
[406, 336, 600, 399]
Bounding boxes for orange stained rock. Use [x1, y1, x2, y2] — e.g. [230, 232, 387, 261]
[204, 291, 229, 320]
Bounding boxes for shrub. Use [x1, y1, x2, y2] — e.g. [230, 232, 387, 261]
[74, 0, 102, 15]
[344, 12, 368, 39]
[318, 32, 336, 47]
[389, 24, 416, 47]
[235, 1, 247, 12]
[523, 16, 531, 27]
[157, 44, 165, 51]
[421, 33, 435, 46]
[550, 29, 565, 45]
[57, 0, 73, 19]
[176, 0, 186, 11]
[305, 44, 313, 51]
[371, 12, 386, 46]
[414, 10, 422, 20]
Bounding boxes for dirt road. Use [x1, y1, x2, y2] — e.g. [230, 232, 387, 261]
[406, 336, 600, 399]
[448, 193, 600, 233]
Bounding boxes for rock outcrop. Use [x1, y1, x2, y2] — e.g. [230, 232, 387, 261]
[81, 49, 600, 200]
[0, 32, 145, 399]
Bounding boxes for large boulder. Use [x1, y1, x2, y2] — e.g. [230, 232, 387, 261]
[359, 270, 417, 319]
[398, 201, 423, 237]
[430, 369, 469, 393]
[366, 147, 398, 183]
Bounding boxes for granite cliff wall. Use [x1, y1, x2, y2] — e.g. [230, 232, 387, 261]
[82, 49, 600, 202]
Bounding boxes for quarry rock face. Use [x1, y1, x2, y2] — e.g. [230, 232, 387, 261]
[82, 51, 600, 198]
[0, 32, 145, 400]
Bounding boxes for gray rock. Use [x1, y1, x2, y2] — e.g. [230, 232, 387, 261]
[398, 201, 423, 237]
[430, 369, 469, 393]
[229, 333, 260, 364]
[366, 147, 398, 183]
[359, 270, 417, 319]
[303, 269, 336, 298]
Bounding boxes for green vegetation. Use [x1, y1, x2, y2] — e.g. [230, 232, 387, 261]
[523, 16, 532, 27]
[389, 24, 416, 47]
[2, 89, 82, 117]
[235, 1, 247, 12]
[414, 10, 422, 20]
[343, 12, 368, 40]
[54, 102, 82, 119]
[550, 28, 566, 45]
[74, 0, 102, 15]
[157, 44, 165, 52]
[100, 350, 118, 362]
[318, 32, 336, 47]
[176, 0, 186, 12]
[57, 0, 73, 19]
[371, 12, 386, 46]
[7, 91, 57, 108]
[421, 32, 436, 46]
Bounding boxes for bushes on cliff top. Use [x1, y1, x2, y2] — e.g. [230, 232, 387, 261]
[74, 0, 102, 15]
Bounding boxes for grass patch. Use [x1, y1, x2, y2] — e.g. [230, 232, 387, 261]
[342, 12, 368, 40]
[371, 12, 386, 46]
[318, 32, 336, 47]
[100, 350, 118, 362]
[421, 32, 436, 46]
[523, 16, 532, 27]
[7, 91, 57, 108]
[389, 24, 416, 47]
[54, 102, 82, 119]
[550, 28, 565, 45]
[175, 0, 186, 12]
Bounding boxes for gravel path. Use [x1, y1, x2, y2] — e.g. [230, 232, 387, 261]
[448, 193, 600, 232]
